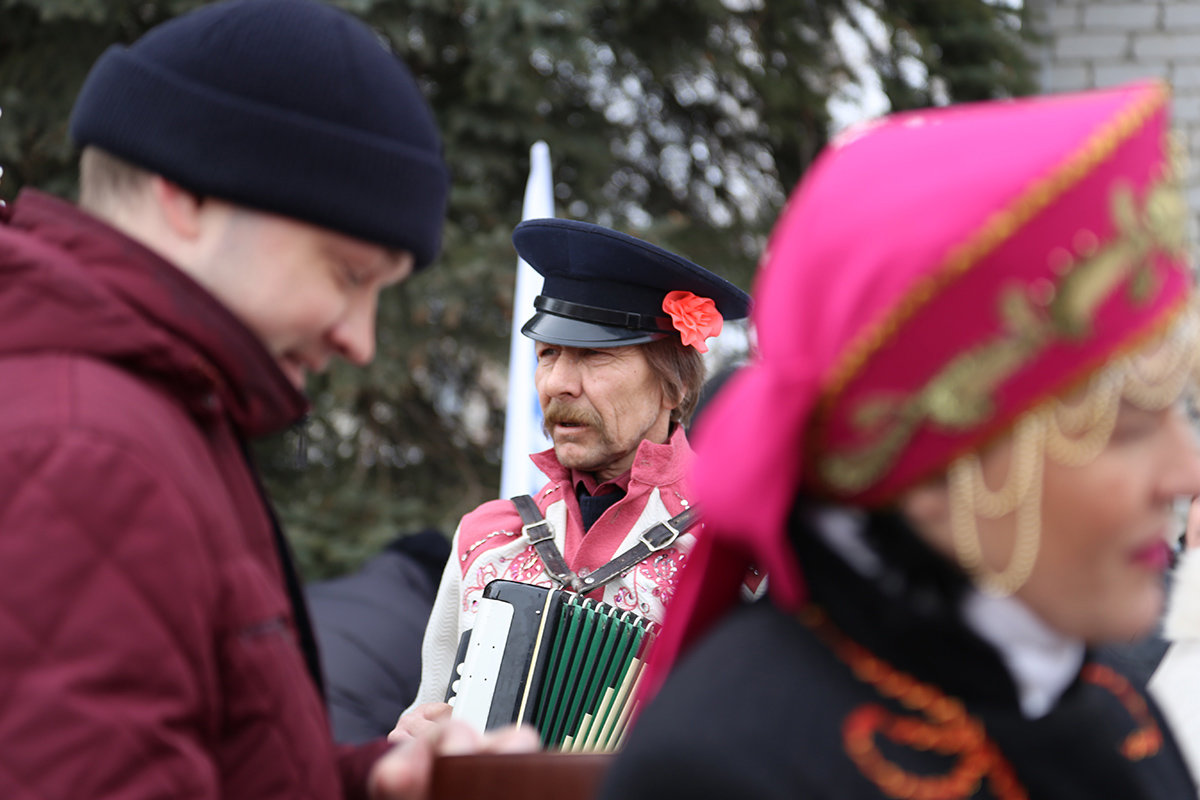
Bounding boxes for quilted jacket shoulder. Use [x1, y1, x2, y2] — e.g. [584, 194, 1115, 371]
[0, 191, 384, 799]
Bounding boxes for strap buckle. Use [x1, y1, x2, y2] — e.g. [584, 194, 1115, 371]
[522, 518, 554, 545]
[639, 520, 680, 553]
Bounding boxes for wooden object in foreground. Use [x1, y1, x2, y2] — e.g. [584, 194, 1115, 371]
[431, 752, 613, 800]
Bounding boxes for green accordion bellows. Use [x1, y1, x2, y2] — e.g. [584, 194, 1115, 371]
[445, 580, 656, 752]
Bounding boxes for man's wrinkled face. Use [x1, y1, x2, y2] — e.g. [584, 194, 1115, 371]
[534, 342, 675, 482]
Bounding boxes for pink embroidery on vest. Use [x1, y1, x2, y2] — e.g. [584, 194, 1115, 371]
[505, 546, 548, 584]
[464, 562, 500, 613]
[460, 528, 519, 569]
[639, 547, 689, 607]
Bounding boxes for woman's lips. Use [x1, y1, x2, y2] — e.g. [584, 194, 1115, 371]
[1130, 538, 1172, 571]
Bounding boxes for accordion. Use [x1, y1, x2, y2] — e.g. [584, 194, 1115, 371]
[445, 579, 657, 752]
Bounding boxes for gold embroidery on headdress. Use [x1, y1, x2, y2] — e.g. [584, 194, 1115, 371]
[817, 84, 1168, 443]
[949, 306, 1199, 595]
[819, 166, 1187, 495]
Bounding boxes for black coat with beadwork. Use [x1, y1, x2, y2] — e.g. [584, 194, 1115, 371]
[601, 510, 1195, 800]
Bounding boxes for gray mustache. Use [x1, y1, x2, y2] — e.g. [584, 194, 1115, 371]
[543, 401, 603, 429]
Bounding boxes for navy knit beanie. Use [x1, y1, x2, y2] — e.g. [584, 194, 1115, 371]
[69, 0, 448, 268]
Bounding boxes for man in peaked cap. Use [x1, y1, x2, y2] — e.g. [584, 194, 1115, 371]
[0, 1, 531, 798]
[392, 218, 750, 739]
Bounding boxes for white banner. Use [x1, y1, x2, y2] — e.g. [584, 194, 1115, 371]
[499, 141, 555, 499]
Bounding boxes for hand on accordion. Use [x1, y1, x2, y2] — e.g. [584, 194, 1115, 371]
[388, 701, 453, 746]
[370, 716, 540, 800]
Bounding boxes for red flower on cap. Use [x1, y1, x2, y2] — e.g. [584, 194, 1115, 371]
[663, 290, 723, 353]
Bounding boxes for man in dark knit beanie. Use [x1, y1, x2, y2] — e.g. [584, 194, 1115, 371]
[0, 1, 533, 798]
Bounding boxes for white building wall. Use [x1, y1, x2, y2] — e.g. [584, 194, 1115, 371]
[1028, 0, 1200, 239]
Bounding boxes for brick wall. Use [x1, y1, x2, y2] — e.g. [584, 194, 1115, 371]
[1028, 0, 1200, 238]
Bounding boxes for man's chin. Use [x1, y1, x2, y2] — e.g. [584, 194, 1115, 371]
[552, 444, 600, 472]
[279, 358, 309, 390]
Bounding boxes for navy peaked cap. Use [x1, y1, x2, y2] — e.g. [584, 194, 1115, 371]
[514, 218, 750, 347]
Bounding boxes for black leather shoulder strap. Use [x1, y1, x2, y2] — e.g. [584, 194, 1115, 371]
[577, 505, 701, 593]
[511, 496, 702, 595]
[511, 494, 576, 588]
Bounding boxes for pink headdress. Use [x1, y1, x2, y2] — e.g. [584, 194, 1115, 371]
[646, 80, 1192, 695]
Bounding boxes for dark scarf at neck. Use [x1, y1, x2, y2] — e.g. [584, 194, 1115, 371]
[576, 483, 625, 532]
[786, 501, 1193, 800]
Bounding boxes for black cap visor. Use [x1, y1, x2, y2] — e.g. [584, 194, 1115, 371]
[521, 312, 670, 347]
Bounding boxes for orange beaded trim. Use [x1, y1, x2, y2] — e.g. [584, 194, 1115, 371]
[799, 606, 1028, 800]
[1080, 663, 1162, 761]
[802, 607, 1166, 798]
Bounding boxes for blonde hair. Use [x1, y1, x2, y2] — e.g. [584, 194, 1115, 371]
[78, 147, 153, 214]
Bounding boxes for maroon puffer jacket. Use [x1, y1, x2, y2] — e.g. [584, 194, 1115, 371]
[0, 190, 389, 798]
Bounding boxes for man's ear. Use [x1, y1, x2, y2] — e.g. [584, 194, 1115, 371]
[148, 176, 204, 240]
[658, 376, 684, 414]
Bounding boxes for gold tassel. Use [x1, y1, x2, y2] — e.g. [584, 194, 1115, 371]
[947, 305, 1200, 596]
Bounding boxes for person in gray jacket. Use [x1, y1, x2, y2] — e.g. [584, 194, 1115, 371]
[309, 530, 451, 744]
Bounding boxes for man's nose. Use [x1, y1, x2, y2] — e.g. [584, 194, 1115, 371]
[330, 296, 377, 366]
[540, 353, 582, 396]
